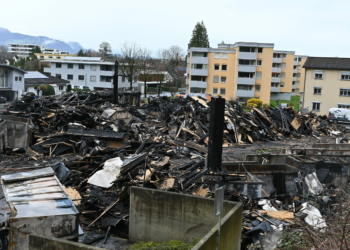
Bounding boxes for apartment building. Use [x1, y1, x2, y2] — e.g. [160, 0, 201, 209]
[186, 42, 307, 104]
[35, 53, 76, 61]
[43, 57, 137, 91]
[8, 43, 70, 58]
[303, 57, 350, 115]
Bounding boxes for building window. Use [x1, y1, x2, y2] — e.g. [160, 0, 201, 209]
[56, 63, 61, 68]
[192, 64, 207, 69]
[90, 76, 96, 82]
[59, 86, 64, 90]
[91, 65, 97, 71]
[281, 73, 285, 78]
[256, 72, 262, 79]
[296, 88, 300, 93]
[122, 76, 126, 82]
[213, 88, 218, 94]
[271, 82, 279, 87]
[296, 81, 300, 85]
[280, 82, 285, 87]
[282, 63, 286, 68]
[257, 60, 262, 66]
[297, 73, 301, 78]
[298, 65, 301, 70]
[68, 64, 73, 69]
[74, 85, 80, 89]
[100, 76, 113, 82]
[213, 76, 219, 83]
[272, 63, 281, 68]
[220, 88, 226, 95]
[222, 53, 228, 59]
[78, 75, 84, 81]
[48, 56, 53, 59]
[15, 76, 22, 81]
[240, 47, 256, 52]
[40, 56, 44, 59]
[79, 64, 85, 69]
[67, 75, 73, 80]
[273, 53, 280, 58]
[341, 71, 350, 80]
[282, 54, 287, 58]
[257, 48, 263, 53]
[221, 77, 227, 83]
[221, 65, 227, 71]
[239, 60, 255, 65]
[298, 58, 302, 62]
[340, 89, 350, 96]
[214, 53, 220, 59]
[214, 64, 220, 70]
[338, 104, 350, 108]
[56, 74, 61, 79]
[272, 73, 280, 78]
[255, 85, 261, 91]
[312, 102, 321, 111]
[315, 70, 323, 79]
[314, 87, 322, 95]
[100, 65, 113, 71]
[56, 57, 61, 59]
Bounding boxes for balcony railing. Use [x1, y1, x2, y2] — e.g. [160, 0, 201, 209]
[238, 52, 257, 60]
[236, 90, 254, 97]
[272, 67, 282, 73]
[270, 87, 280, 92]
[191, 57, 209, 64]
[190, 81, 207, 88]
[190, 69, 208, 76]
[237, 65, 256, 72]
[272, 58, 282, 63]
[237, 77, 255, 85]
[271, 77, 281, 82]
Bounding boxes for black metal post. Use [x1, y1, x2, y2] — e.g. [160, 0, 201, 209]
[112, 60, 119, 104]
[207, 97, 225, 172]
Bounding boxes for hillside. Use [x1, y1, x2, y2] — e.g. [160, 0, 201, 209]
[0, 28, 84, 54]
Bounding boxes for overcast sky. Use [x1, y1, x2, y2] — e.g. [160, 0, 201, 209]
[1, 0, 349, 57]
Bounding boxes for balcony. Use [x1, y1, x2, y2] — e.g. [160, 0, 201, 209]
[296, 82, 300, 85]
[191, 57, 209, 64]
[271, 77, 281, 82]
[238, 52, 257, 60]
[190, 81, 207, 88]
[190, 69, 208, 76]
[293, 69, 298, 73]
[236, 90, 255, 97]
[270, 87, 280, 92]
[237, 77, 255, 85]
[272, 67, 282, 73]
[294, 61, 298, 66]
[237, 65, 256, 72]
[293, 77, 297, 81]
[292, 85, 296, 89]
[186, 79, 189, 85]
[272, 58, 282, 63]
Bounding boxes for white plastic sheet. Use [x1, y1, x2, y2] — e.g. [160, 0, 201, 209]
[305, 172, 324, 195]
[87, 157, 123, 188]
[300, 202, 327, 231]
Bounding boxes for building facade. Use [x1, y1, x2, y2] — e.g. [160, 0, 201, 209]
[0, 64, 26, 100]
[8, 43, 70, 58]
[24, 71, 70, 95]
[186, 42, 307, 104]
[303, 57, 350, 115]
[43, 57, 138, 91]
[35, 53, 76, 61]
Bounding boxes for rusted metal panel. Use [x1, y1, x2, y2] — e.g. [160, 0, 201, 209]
[1, 167, 79, 250]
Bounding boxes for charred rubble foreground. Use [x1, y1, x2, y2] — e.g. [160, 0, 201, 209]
[0, 90, 349, 249]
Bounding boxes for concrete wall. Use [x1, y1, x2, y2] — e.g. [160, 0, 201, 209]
[29, 235, 106, 250]
[129, 187, 242, 250]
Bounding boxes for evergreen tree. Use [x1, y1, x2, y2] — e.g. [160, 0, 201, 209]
[77, 49, 85, 56]
[188, 21, 210, 49]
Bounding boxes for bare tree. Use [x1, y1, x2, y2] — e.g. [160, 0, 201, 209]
[166, 45, 185, 66]
[117, 42, 143, 91]
[138, 48, 153, 97]
[99, 42, 112, 59]
[0, 45, 8, 54]
[154, 49, 169, 96]
[85, 48, 103, 57]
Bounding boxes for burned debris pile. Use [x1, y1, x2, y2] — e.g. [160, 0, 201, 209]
[0, 91, 349, 248]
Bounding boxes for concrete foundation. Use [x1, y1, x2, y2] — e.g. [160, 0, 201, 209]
[129, 187, 242, 250]
[28, 235, 106, 250]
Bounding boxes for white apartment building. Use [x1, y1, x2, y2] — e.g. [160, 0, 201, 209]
[8, 43, 70, 58]
[43, 57, 138, 91]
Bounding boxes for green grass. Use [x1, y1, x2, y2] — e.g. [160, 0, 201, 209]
[131, 239, 200, 250]
[270, 96, 300, 110]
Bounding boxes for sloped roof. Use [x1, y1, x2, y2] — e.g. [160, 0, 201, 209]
[25, 71, 48, 79]
[303, 57, 350, 70]
[0, 64, 26, 73]
[25, 75, 70, 85]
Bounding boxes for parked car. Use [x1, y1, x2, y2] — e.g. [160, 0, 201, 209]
[0, 97, 7, 103]
[328, 108, 350, 123]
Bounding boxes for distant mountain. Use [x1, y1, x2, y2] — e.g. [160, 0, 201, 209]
[0, 28, 84, 54]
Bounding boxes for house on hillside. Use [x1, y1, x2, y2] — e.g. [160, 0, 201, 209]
[0, 53, 19, 65]
[24, 71, 70, 95]
[0, 64, 26, 100]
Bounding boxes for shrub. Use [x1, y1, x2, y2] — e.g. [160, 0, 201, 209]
[288, 102, 294, 107]
[66, 84, 72, 92]
[132, 239, 200, 250]
[39, 85, 47, 93]
[45, 85, 55, 96]
[262, 103, 270, 108]
[247, 98, 263, 108]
